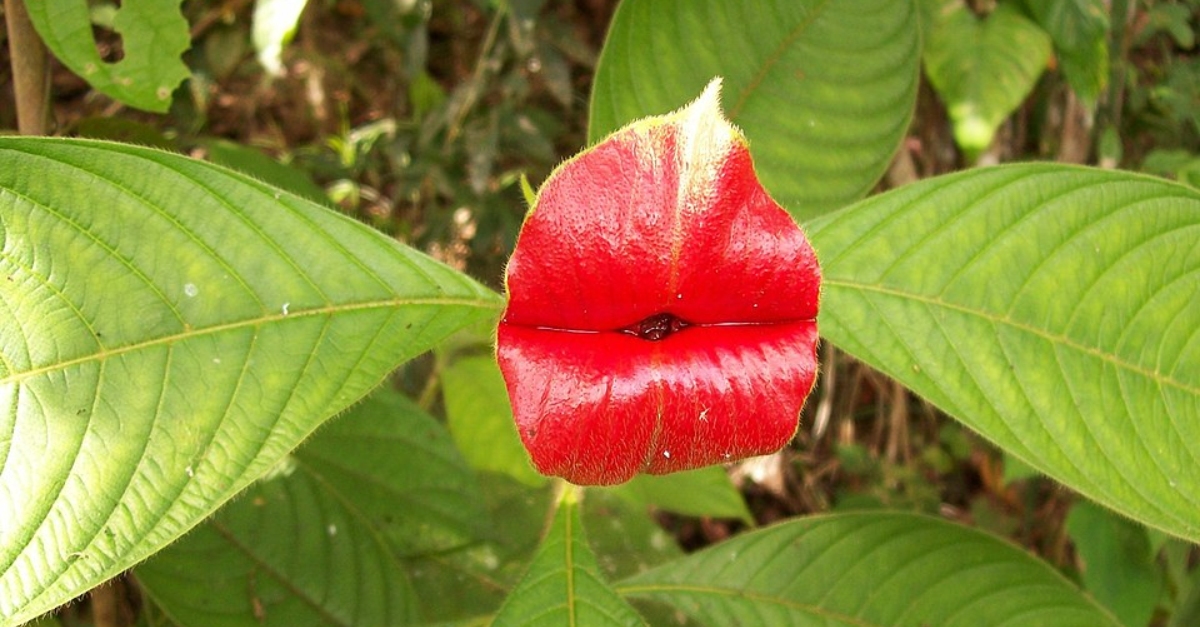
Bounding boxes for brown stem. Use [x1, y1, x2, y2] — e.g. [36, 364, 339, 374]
[4, 0, 50, 135]
[885, 379, 910, 464]
[1057, 89, 1092, 164]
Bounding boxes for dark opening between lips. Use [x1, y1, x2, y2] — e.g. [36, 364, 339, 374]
[621, 312, 690, 341]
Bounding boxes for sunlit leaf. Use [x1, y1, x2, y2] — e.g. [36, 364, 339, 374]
[809, 164, 1200, 543]
[618, 512, 1121, 626]
[252, 0, 309, 76]
[589, 0, 919, 220]
[24, 0, 190, 111]
[0, 138, 501, 624]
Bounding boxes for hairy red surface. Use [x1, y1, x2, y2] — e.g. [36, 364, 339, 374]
[498, 80, 820, 485]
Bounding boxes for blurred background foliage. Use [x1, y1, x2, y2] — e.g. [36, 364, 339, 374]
[3, 1, 1200, 625]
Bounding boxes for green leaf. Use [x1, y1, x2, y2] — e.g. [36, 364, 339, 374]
[922, 1, 1051, 157]
[198, 138, 330, 205]
[582, 489, 683, 583]
[138, 389, 483, 626]
[605, 467, 752, 523]
[404, 473, 554, 623]
[252, 0, 310, 76]
[291, 390, 489, 556]
[1001, 450, 1040, 484]
[618, 511, 1121, 626]
[137, 464, 419, 626]
[0, 138, 501, 625]
[808, 164, 1200, 543]
[24, 0, 190, 112]
[1065, 501, 1162, 627]
[442, 355, 547, 487]
[588, 0, 919, 220]
[1018, 0, 1110, 105]
[492, 487, 646, 627]
[1171, 561, 1200, 627]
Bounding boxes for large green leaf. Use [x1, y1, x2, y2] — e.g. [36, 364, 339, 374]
[290, 390, 489, 556]
[403, 473, 554, 624]
[24, 0, 190, 112]
[0, 138, 501, 625]
[618, 512, 1121, 626]
[492, 487, 646, 627]
[922, 1, 1051, 157]
[137, 388, 484, 625]
[136, 463, 419, 626]
[589, 0, 919, 220]
[808, 164, 1200, 542]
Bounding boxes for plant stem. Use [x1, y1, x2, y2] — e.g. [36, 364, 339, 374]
[444, 3, 505, 147]
[4, 0, 49, 135]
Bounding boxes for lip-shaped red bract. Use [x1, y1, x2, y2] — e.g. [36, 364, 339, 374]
[498, 80, 820, 485]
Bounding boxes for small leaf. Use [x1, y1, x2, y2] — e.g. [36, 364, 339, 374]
[137, 458, 419, 626]
[808, 164, 1200, 543]
[499, 80, 820, 485]
[589, 0, 920, 219]
[0, 138, 501, 624]
[606, 467, 752, 523]
[1019, 0, 1110, 105]
[442, 355, 547, 487]
[923, 1, 1051, 157]
[24, 0, 190, 112]
[618, 512, 1121, 626]
[492, 487, 646, 627]
[1066, 501, 1162, 627]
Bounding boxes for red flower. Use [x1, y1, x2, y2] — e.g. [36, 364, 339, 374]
[497, 80, 820, 485]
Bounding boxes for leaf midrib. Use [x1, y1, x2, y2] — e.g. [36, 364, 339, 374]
[0, 296, 501, 385]
[824, 279, 1199, 396]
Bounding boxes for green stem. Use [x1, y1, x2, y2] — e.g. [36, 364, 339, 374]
[4, 0, 49, 135]
[444, 3, 506, 147]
